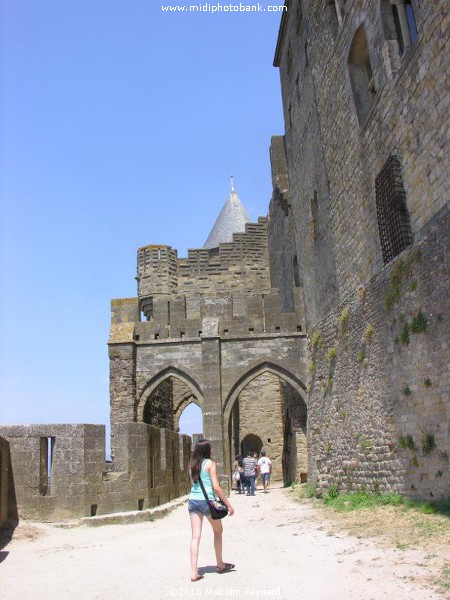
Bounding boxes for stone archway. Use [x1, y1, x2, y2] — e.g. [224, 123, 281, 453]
[138, 367, 204, 431]
[241, 433, 263, 457]
[225, 363, 307, 485]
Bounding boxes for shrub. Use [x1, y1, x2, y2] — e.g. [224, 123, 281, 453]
[422, 433, 436, 454]
[327, 347, 337, 361]
[357, 348, 366, 363]
[411, 310, 427, 333]
[424, 378, 432, 388]
[399, 434, 415, 450]
[312, 330, 322, 349]
[339, 307, 349, 334]
[403, 386, 412, 396]
[324, 484, 340, 503]
[400, 323, 410, 345]
[364, 324, 375, 342]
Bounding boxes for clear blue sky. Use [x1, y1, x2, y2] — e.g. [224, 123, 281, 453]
[0, 0, 285, 448]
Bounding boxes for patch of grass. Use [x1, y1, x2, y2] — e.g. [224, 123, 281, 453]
[424, 378, 432, 388]
[364, 324, 375, 342]
[422, 433, 436, 454]
[357, 348, 366, 363]
[400, 322, 410, 345]
[410, 280, 418, 291]
[309, 361, 316, 373]
[411, 309, 427, 333]
[291, 486, 450, 560]
[399, 434, 415, 450]
[359, 437, 373, 453]
[311, 330, 322, 349]
[403, 385, 412, 396]
[324, 484, 340, 503]
[314, 490, 450, 516]
[385, 251, 422, 311]
[358, 286, 366, 301]
[295, 483, 316, 499]
[327, 346, 337, 361]
[339, 307, 349, 335]
[323, 491, 405, 511]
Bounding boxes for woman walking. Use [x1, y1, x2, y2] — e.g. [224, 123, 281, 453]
[188, 439, 235, 582]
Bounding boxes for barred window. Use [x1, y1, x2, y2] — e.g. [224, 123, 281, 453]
[375, 156, 412, 263]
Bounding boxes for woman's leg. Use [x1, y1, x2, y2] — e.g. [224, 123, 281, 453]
[190, 512, 204, 579]
[206, 515, 224, 568]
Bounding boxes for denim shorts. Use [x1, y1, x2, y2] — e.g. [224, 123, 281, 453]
[261, 473, 270, 482]
[188, 499, 211, 516]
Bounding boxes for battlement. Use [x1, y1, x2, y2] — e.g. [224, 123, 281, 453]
[136, 218, 271, 320]
[110, 287, 304, 343]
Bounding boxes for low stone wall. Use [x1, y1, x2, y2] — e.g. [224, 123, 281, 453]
[0, 423, 191, 521]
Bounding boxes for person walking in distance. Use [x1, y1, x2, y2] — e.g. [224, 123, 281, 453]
[243, 450, 258, 496]
[232, 455, 244, 494]
[188, 439, 235, 582]
[257, 450, 272, 493]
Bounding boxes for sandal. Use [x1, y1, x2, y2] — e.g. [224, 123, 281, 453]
[191, 574, 204, 582]
[217, 563, 235, 573]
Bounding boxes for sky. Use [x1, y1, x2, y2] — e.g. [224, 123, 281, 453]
[0, 0, 286, 450]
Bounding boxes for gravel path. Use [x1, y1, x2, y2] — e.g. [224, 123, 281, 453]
[0, 486, 444, 599]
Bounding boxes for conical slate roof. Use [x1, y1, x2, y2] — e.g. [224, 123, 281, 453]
[203, 179, 251, 249]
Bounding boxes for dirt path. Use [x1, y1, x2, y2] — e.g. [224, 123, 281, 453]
[0, 486, 446, 600]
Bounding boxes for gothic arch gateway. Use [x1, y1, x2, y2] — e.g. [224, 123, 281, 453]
[109, 181, 308, 487]
[224, 363, 308, 485]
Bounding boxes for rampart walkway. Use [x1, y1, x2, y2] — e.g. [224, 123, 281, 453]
[0, 487, 443, 599]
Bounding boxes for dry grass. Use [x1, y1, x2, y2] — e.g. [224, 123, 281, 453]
[321, 503, 450, 551]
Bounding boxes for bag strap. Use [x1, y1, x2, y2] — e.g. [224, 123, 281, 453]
[198, 475, 210, 502]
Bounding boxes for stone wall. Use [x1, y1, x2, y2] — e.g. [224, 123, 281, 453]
[275, 0, 449, 322]
[0, 424, 191, 520]
[272, 0, 450, 498]
[306, 210, 450, 499]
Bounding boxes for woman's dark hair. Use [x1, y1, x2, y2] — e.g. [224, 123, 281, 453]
[190, 439, 212, 483]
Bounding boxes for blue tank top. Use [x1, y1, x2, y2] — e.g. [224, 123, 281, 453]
[189, 459, 214, 500]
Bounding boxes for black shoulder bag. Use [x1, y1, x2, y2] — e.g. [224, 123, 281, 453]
[198, 475, 229, 520]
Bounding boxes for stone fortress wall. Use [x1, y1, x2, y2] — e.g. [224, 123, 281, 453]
[272, 0, 449, 498]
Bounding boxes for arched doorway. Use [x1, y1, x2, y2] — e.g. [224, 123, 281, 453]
[226, 365, 307, 485]
[143, 379, 174, 429]
[138, 368, 204, 432]
[241, 433, 263, 457]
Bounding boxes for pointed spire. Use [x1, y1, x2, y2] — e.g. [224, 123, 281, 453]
[204, 179, 251, 249]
